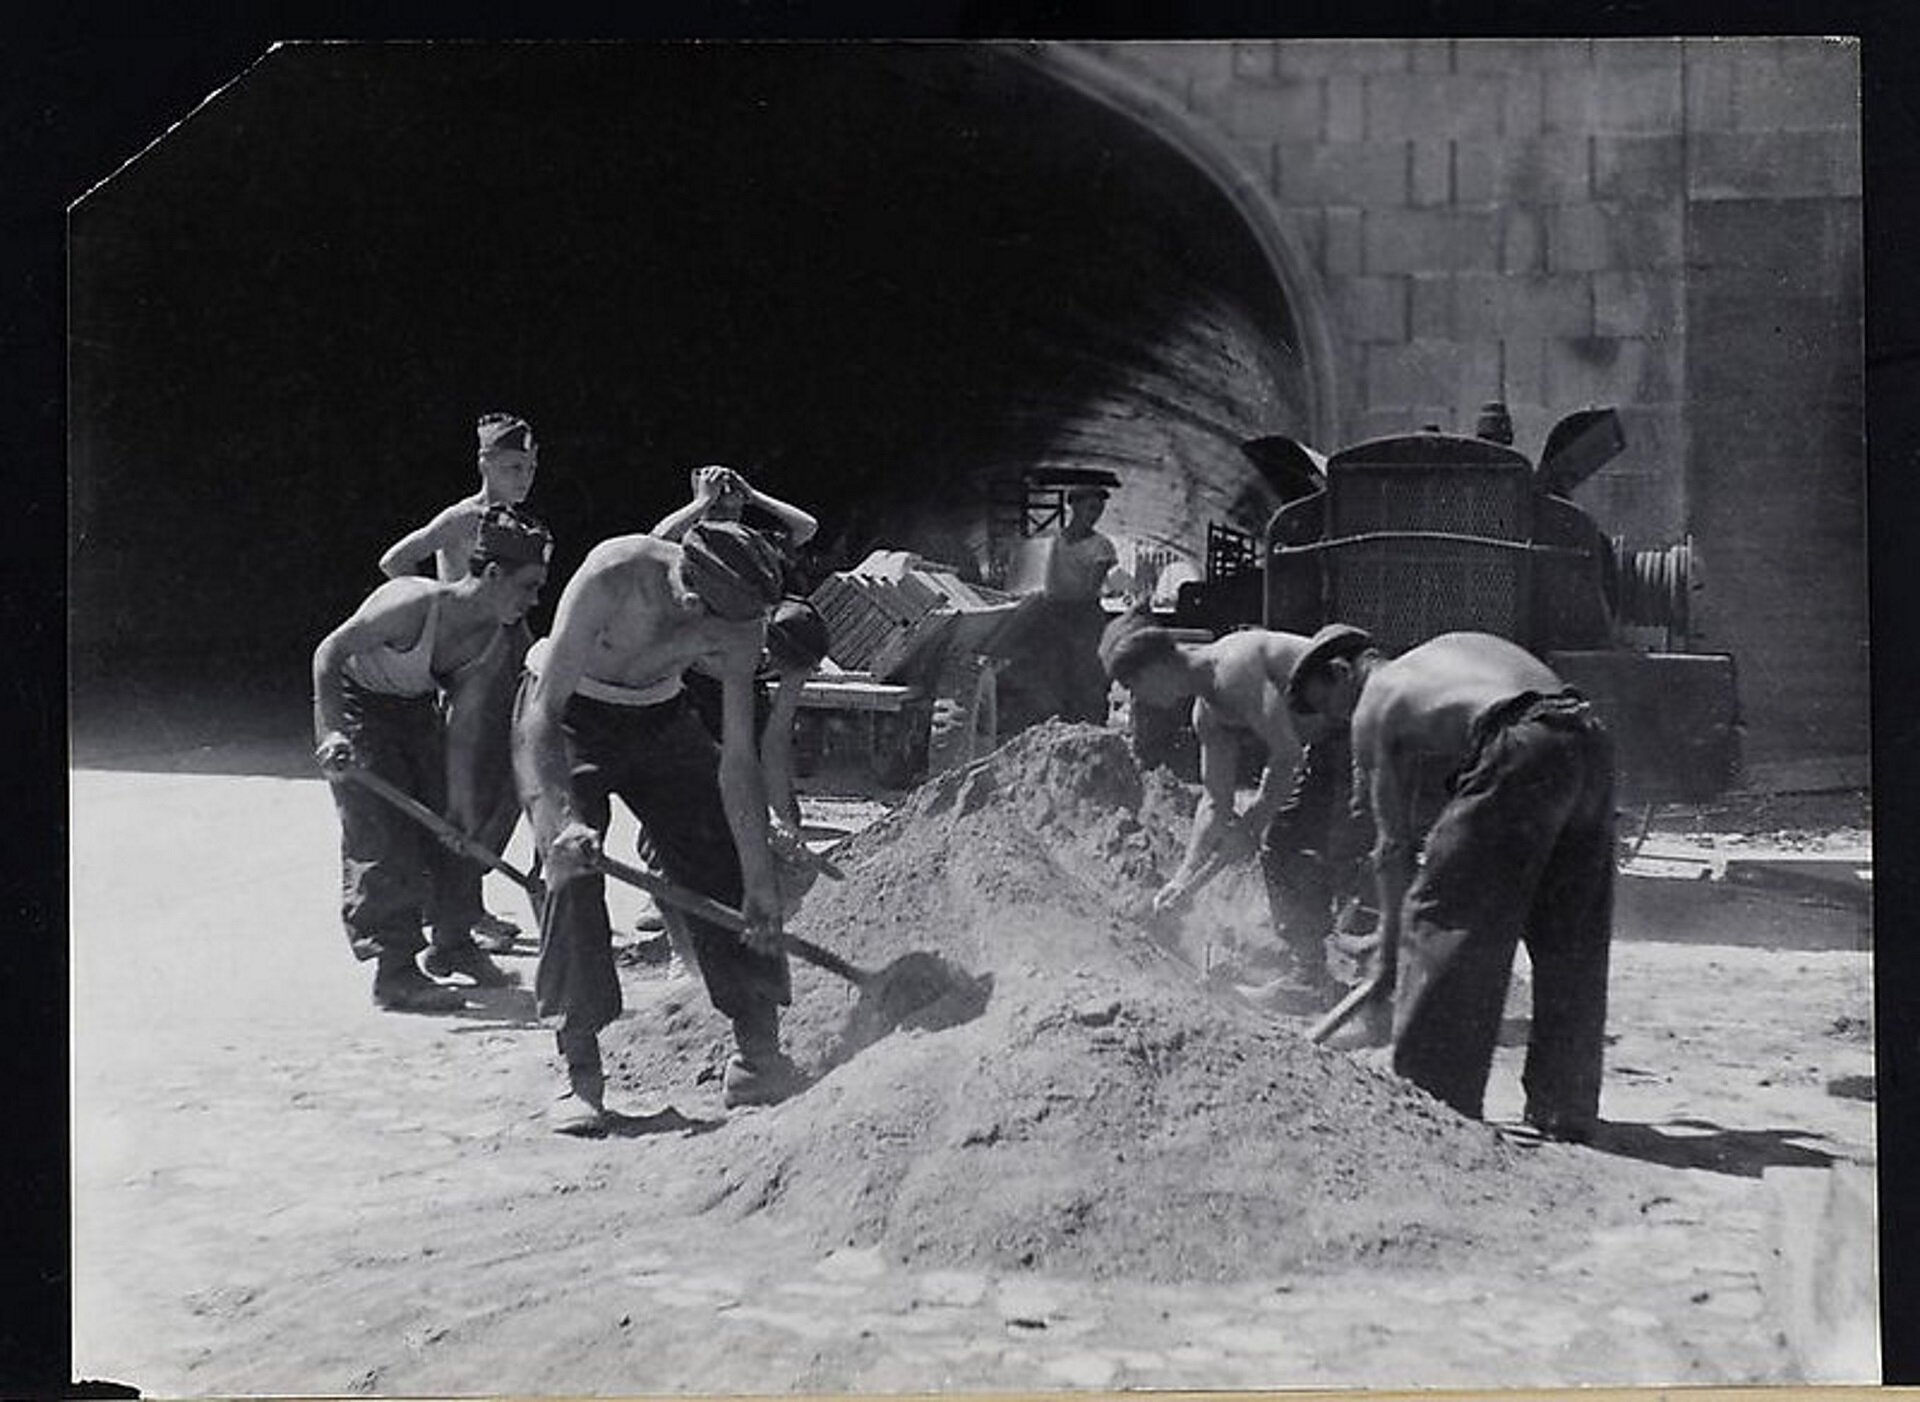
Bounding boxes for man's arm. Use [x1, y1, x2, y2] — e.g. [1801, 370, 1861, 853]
[512, 559, 617, 880]
[1358, 725, 1416, 985]
[378, 504, 470, 579]
[650, 498, 711, 542]
[1156, 701, 1243, 905]
[1239, 717, 1304, 838]
[740, 479, 818, 548]
[311, 584, 431, 766]
[713, 631, 783, 952]
[760, 668, 809, 831]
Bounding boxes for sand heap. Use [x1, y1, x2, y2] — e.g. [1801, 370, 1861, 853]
[605, 722, 1623, 1284]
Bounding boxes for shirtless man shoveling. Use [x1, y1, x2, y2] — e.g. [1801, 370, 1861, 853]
[1099, 616, 1367, 1011]
[514, 520, 797, 1135]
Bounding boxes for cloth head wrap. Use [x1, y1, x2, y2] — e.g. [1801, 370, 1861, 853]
[474, 502, 554, 570]
[477, 412, 536, 457]
[1284, 624, 1375, 710]
[1096, 609, 1174, 681]
[680, 522, 784, 622]
[766, 598, 831, 670]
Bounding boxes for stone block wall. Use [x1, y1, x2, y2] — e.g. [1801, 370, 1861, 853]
[1081, 37, 1866, 767]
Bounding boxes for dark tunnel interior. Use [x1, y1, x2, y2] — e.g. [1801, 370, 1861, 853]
[69, 42, 1308, 704]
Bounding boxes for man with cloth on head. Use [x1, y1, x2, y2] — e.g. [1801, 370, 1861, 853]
[314, 503, 553, 1012]
[1285, 625, 1615, 1143]
[1097, 613, 1364, 1010]
[514, 519, 799, 1135]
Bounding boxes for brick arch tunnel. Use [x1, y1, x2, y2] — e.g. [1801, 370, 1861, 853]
[70, 42, 1324, 685]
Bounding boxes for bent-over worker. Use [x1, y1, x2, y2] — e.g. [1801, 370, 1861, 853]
[1286, 626, 1615, 1143]
[1098, 615, 1363, 1010]
[314, 503, 552, 1012]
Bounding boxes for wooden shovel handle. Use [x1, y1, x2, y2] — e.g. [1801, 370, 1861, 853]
[587, 851, 871, 988]
[343, 765, 542, 895]
[1307, 973, 1389, 1045]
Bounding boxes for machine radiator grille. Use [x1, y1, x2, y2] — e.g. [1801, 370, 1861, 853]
[1326, 463, 1532, 652]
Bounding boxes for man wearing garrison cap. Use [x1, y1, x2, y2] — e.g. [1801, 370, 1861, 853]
[314, 503, 553, 1013]
[514, 518, 798, 1134]
[378, 411, 547, 953]
[1286, 626, 1616, 1144]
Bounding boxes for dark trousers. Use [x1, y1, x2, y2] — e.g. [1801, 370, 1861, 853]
[1260, 732, 1368, 977]
[530, 688, 792, 1050]
[1392, 692, 1615, 1125]
[438, 619, 533, 935]
[1041, 599, 1111, 725]
[329, 681, 468, 961]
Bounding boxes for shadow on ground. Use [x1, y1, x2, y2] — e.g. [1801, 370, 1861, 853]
[1590, 1119, 1841, 1177]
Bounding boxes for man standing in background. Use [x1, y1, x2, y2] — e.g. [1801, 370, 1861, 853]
[1038, 483, 1121, 725]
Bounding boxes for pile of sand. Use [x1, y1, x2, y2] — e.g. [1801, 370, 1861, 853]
[603, 722, 1624, 1283]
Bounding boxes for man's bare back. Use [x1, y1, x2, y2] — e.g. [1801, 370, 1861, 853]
[1354, 632, 1564, 772]
[1193, 629, 1314, 762]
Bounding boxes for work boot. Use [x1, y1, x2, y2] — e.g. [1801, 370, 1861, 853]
[723, 1003, 805, 1108]
[552, 1067, 610, 1138]
[423, 940, 517, 988]
[552, 1030, 610, 1137]
[1522, 1104, 1598, 1146]
[371, 949, 465, 1014]
[470, 910, 521, 953]
[621, 932, 676, 967]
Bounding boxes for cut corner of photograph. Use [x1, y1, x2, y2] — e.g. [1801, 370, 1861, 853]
[64, 32, 1886, 1400]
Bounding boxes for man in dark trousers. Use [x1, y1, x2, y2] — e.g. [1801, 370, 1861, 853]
[1286, 625, 1616, 1143]
[514, 520, 797, 1135]
[314, 503, 553, 1011]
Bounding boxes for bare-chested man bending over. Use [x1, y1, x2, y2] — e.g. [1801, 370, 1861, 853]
[1098, 617, 1365, 1011]
[1286, 627, 1615, 1142]
[514, 521, 795, 1135]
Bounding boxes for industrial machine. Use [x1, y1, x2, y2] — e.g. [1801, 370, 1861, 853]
[1136, 405, 1741, 806]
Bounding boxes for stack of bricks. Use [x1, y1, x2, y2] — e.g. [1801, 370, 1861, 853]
[808, 552, 1020, 681]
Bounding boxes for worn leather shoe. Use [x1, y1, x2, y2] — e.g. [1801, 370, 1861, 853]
[423, 943, 517, 987]
[722, 1051, 806, 1108]
[1522, 1107, 1598, 1145]
[470, 911, 521, 953]
[372, 961, 465, 1014]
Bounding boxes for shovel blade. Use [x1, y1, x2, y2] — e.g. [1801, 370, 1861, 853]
[863, 951, 992, 1031]
[827, 951, 994, 1068]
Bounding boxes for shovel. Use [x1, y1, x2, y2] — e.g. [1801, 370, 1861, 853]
[1138, 846, 1235, 928]
[342, 765, 547, 908]
[587, 850, 991, 1042]
[1307, 972, 1389, 1046]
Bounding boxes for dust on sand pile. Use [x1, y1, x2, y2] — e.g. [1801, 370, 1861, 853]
[605, 722, 1630, 1284]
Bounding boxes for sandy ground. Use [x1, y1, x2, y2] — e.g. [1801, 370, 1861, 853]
[69, 761, 1877, 1398]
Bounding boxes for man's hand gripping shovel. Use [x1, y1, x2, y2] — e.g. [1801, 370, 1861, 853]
[583, 848, 991, 1045]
